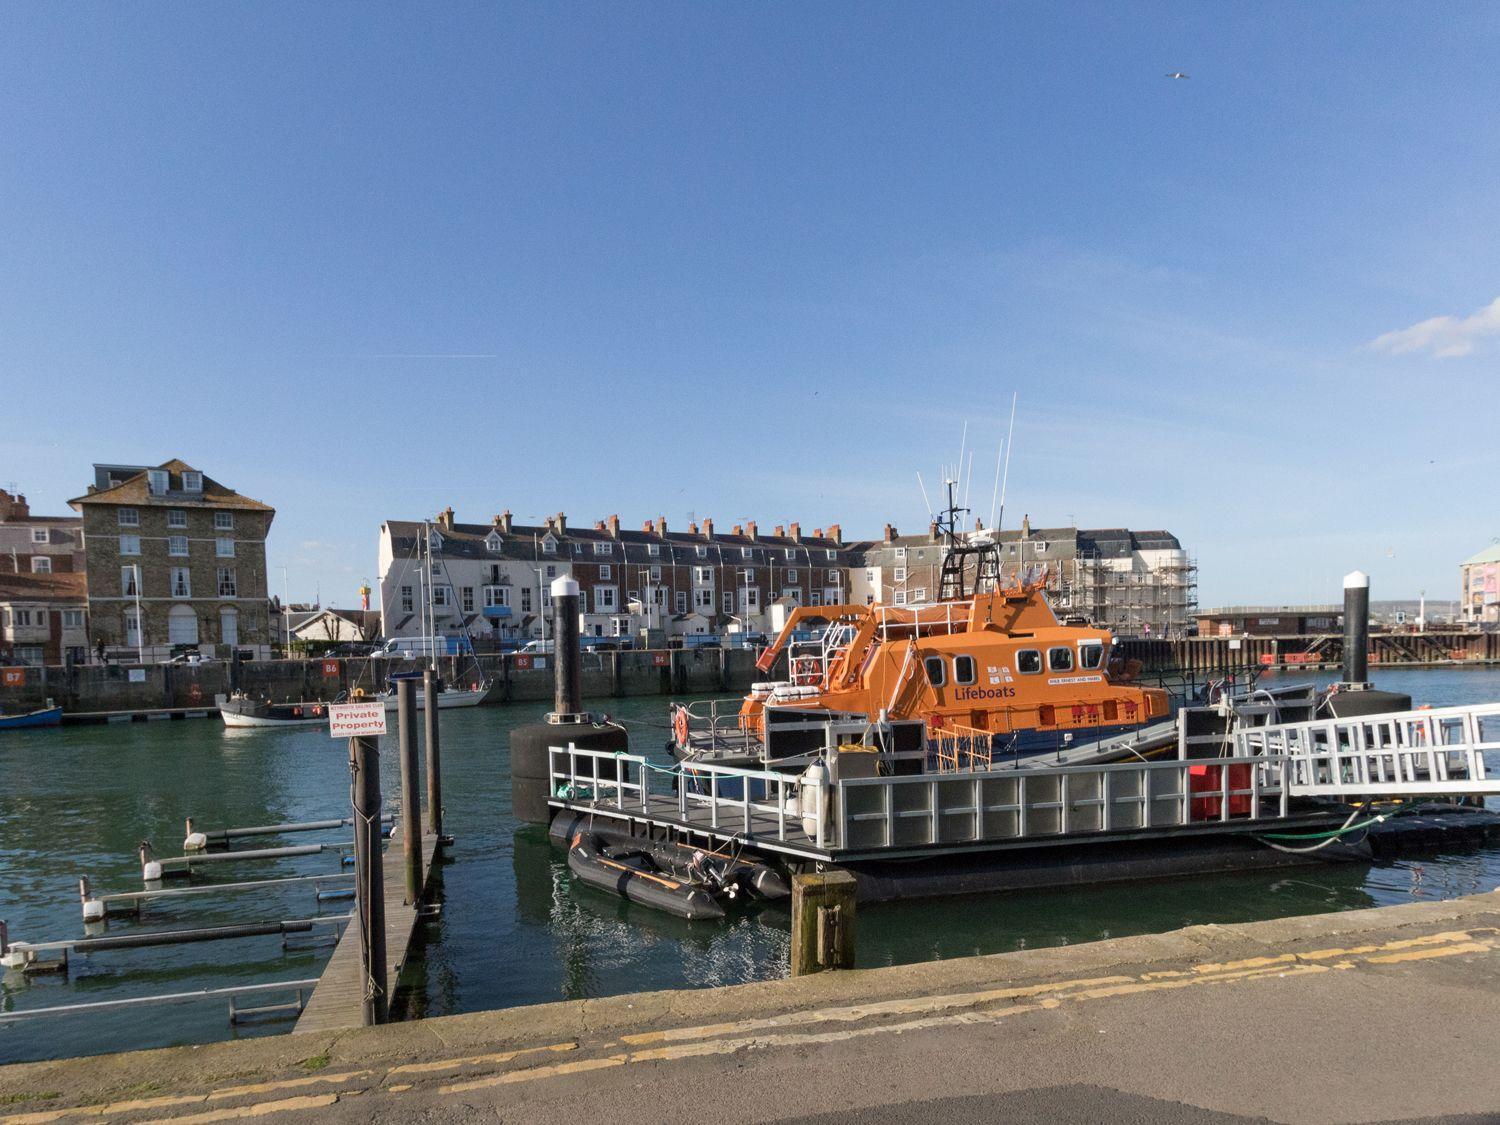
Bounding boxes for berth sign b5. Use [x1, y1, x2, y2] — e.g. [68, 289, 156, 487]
[329, 701, 388, 739]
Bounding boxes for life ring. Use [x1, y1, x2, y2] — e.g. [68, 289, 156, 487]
[673, 706, 690, 746]
[313, 705, 323, 716]
[353, 687, 365, 698]
[293, 706, 303, 717]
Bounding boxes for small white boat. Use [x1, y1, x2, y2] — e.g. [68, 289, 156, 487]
[378, 682, 490, 711]
[216, 693, 334, 728]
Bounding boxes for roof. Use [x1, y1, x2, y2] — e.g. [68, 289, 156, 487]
[0, 570, 88, 604]
[1463, 544, 1500, 567]
[69, 460, 274, 513]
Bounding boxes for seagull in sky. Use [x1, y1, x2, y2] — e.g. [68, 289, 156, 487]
[1166, 71, 1189, 80]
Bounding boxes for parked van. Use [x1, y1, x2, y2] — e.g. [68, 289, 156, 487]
[376, 636, 460, 658]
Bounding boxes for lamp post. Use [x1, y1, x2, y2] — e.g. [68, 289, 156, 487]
[133, 563, 144, 664]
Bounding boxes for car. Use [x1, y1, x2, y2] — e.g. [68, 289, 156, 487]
[163, 650, 204, 665]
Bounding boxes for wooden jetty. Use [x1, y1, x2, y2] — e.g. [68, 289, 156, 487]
[293, 835, 439, 1034]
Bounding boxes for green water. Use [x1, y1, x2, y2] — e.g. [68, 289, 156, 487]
[3, 666, 1500, 1065]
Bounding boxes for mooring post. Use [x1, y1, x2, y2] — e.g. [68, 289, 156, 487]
[790, 870, 857, 976]
[396, 677, 421, 904]
[422, 667, 442, 837]
[349, 734, 387, 1025]
[1342, 570, 1370, 685]
[552, 577, 581, 717]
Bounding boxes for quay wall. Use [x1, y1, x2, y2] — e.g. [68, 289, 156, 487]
[0, 648, 765, 716]
[1116, 628, 1500, 674]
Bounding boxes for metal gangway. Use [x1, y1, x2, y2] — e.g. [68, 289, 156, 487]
[1231, 702, 1500, 799]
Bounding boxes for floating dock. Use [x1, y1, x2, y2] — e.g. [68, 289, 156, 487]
[293, 835, 439, 1034]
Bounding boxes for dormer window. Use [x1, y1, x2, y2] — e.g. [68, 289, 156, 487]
[485, 532, 503, 553]
[696, 545, 707, 558]
[541, 535, 557, 555]
[784, 547, 794, 559]
[647, 543, 661, 556]
[741, 547, 753, 559]
[593, 542, 612, 556]
[826, 549, 837, 560]
[147, 469, 169, 496]
[428, 531, 443, 552]
[181, 471, 202, 493]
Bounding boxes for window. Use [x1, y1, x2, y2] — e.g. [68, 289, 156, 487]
[167, 603, 198, 645]
[216, 538, 235, 557]
[810, 590, 822, 606]
[147, 469, 169, 495]
[181, 471, 202, 492]
[124, 608, 141, 646]
[63, 609, 84, 628]
[599, 564, 612, 580]
[785, 547, 795, 559]
[865, 569, 875, 583]
[593, 541, 612, 556]
[214, 512, 234, 531]
[787, 569, 798, 581]
[31, 528, 47, 544]
[120, 534, 140, 555]
[612, 616, 631, 637]
[894, 567, 907, 582]
[1048, 646, 1074, 672]
[401, 585, 414, 613]
[11, 609, 32, 627]
[432, 586, 450, 608]
[167, 509, 187, 528]
[923, 655, 946, 686]
[217, 567, 237, 597]
[169, 535, 189, 556]
[741, 587, 760, 612]
[649, 565, 661, 581]
[954, 655, 977, 685]
[1036, 541, 1048, 554]
[171, 567, 191, 597]
[31, 557, 51, 573]
[462, 586, 475, 613]
[118, 508, 139, 527]
[721, 591, 734, 613]
[485, 586, 511, 608]
[520, 587, 532, 613]
[695, 545, 707, 558]
[1079, 642, 1104, 670]
[648, 543, 660, 556]
[1017, 649, 1042, 674]
[541, 537, 557, 555]
[121, 566, 139, 596]
[676, 591, 687, 614]
[485, 533, 502, 552]
[696, 588, 714, 609]
[545, 564, 557, 578]
[595, 586, 617, 612]
[783, 586, 801, 603]
[693, 566, 713, 584]
[220, 606, 238, 645]
[894, 547, 906, 560]
[912, 587, 927, 602]
[893, 590, 908, 606]
[741, 547, 753, 559]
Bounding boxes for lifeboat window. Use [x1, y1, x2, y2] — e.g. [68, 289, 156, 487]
[1048, 647, 1074, 672]
[953, 655, 976, 685]
[1079, 643, 1104, 670]
[923, 656, 946, 687]
[1016, 649, 1042, 674]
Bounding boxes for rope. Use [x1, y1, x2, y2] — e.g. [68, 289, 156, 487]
[1253, 806, 1385, 853]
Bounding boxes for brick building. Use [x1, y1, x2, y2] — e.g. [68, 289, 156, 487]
[0, 488, 85, 576]
[69, 461, 276, 660]
[0, 488, 90, 665]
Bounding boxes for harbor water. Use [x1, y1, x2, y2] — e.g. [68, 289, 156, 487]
[3, 665, 1500, 1065]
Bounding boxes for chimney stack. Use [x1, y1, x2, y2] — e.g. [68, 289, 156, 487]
[437, 506, 455, 530]
[774, 524, 785, 538]
[688, 521, 699, 535]
[555, 511, 567, 534]
[929, 521, 940, 542]
[747, 520, 758, 541]
[608, 514, 620, 539]
[732, 524, 743, 536]
[0, 490, 29, 521]
[655, 516, 667, 536]
[827, 523, 842, 545]
[497, 510, 513, 534]
[883, 523, 897, 544]
[789, 522, 801, 542]
[702, 517, 714, 540]
[813, 528, 824, 539]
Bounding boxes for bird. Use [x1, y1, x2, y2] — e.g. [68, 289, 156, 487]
[1166, 71, 1189, 79]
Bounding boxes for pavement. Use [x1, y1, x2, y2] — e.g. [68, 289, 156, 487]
[4, 891, 1500, 1124]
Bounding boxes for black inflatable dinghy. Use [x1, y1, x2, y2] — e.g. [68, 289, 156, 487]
[567, 833, 727, 920]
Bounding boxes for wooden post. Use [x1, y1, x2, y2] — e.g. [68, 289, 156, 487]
[396, 678, 421, 904]
[790, 870, 857, 976]
[422, 668, 442, 837]
[349, 735, 387, 1025]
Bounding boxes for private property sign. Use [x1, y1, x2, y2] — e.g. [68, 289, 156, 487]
[328, 700, 388, 739]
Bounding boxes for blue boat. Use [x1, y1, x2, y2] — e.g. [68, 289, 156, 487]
[0, 705, 62, 730]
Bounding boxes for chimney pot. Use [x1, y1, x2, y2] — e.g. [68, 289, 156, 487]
[555, 512, 567, 534]
[655, 516, 668, 536]
[828, 523, 842, 545]
[747, 520, 758, 541]
[688, 522, 698, 535]
[608, 514, 620, 538]
[702, 517, 714, 539]
[732, 524, 742, 536]
[883, 523, 896, 543]
[789, 522, 801, 541]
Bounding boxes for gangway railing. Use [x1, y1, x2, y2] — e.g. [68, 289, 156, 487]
[548, 744, 828, 850]
[1231, 703, 1500, 799]
[932, 723, 994, 772]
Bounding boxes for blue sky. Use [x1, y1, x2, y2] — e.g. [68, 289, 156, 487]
[3, 3, 1497, 610]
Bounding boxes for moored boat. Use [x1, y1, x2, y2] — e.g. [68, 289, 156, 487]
[566, 832, 727, 920]
[216, 693, 338, 728]
[0, 704, 62, 730]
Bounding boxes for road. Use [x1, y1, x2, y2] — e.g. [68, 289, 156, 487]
[3, 893, 1500, 1124]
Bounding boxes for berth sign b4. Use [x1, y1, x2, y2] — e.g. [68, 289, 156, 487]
[329, 700, 388, 739]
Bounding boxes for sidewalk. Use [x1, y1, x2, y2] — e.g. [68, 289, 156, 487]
[3, 891, 1500, 1124]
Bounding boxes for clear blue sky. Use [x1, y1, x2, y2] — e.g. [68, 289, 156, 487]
[4, 3, 1497, 610]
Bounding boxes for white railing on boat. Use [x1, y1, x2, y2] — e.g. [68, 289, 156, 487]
[1231, 702, 1500, 798]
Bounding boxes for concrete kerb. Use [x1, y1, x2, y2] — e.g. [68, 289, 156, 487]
[3, 890, 1498, 1115]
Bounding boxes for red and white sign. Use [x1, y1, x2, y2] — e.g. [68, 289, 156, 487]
[652, 652, 670, 667]
[322, 659, 340, 677]
[514, 655, 533, 670]
[1, 668, 24, 686]
[328, 701, 388, 739]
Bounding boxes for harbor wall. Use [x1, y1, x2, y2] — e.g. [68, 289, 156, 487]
[1116, 628, 1500, 674]
[0, 647, 766, 717]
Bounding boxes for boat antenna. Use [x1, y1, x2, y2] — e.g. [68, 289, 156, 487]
[956, 420, 968, 505]
[962, 449, 975, 517]
[996, 392, 1017, 532]
[988, 441, 1004, 531]
[916, 471, 934, 519]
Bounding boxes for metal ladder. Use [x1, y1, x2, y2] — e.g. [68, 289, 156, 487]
[1231, 703, 1500, 798]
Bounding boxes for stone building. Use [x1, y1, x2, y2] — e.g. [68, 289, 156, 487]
[69, 461, 276, 660]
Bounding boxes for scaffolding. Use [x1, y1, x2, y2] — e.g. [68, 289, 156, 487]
[1065, 550, 1198, 639]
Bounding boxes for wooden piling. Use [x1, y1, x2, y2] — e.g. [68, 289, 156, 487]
[396, 678, 421, 904]
[422, 668, 442, 837]
[790, 870, 857, 976]
[349, 734, 387, 1025]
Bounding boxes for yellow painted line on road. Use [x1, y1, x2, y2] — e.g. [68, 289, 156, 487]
[141, 1093, 340, 1124]
[1366, 941, 1491, 964]
[385, 1041, 578, 1077]
[206, 1071, 371, 1101]
[437, 1055, 628, 1094]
